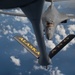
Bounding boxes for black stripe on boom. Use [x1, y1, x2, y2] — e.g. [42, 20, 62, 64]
[49, 34, 75, 58]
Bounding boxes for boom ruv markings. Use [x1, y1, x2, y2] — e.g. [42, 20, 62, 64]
[14, 36, 40, 58]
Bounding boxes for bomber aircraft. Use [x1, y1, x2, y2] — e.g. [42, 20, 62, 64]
[0, 0, 75, 68]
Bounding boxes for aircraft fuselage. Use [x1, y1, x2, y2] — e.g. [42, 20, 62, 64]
[42, 4, 68, 40]
[0, 0, 36, 9]
[0, 0, 51, 9]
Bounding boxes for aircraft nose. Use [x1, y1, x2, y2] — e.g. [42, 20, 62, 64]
[44, 21, 56, 40]
[46, 26, 55, 40]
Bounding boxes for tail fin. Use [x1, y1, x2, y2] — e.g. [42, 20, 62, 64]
[49, 34, 75, 58]
[14, 36, 40, 58]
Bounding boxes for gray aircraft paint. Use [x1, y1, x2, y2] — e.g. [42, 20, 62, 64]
[42, 3, 73, 40]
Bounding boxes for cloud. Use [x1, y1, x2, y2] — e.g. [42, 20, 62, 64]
[3, 30, 8, 35]
[2, 25, 12, 35]
[68, 24, 75, 34]
[17, 26, 31, 35]
[33, 65, 47, 71]
[0, 35, 2, 38]
[23, 48, 28, 53]
[43, 2, 50, 12]
[7, 36, 14, 41]
[50, 67, 64, 75]
[0, 22, 31, 41]
[33, 40, 37, 46]
[21, 48, 28, 54]
[34, 60, 38, 64]
[70, 19, 75, 22]
[56, 25, 67, 37]
[57, 5, 62, 9]
[13, 28, 18, 33]
[33, 65, 40, 70]
[18, 72, 22, 75]
[10, 56, 21, 66]
[0, 10, 8, 17]
[13, 25, 31, 35]
[33, 62, 64, 75]
[45, 40, 55, 49]
[55, 34, 62, 43]
[28, 71, 31, 75]
[12, 8, 23, 14]
[62, 44, 70, 51]
[14, 17, 29, 23]
[13, 8, 29, 23]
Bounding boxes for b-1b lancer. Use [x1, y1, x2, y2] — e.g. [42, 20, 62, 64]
[0, 0, 75, 67]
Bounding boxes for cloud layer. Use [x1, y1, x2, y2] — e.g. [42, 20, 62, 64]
[10, 56, 21, 66]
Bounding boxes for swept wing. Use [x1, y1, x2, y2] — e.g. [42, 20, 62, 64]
[0, 11, 26, 17]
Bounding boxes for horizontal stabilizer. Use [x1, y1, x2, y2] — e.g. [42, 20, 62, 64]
[49, 34, 75, 58]
[14, 36, 40, 58]
[0, 11, 26, 17]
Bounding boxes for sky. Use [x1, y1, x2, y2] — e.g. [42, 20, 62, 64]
[0, 1, 75, 75]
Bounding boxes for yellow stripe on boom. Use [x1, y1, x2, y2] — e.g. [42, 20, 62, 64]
[14, 36, 40, 58]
